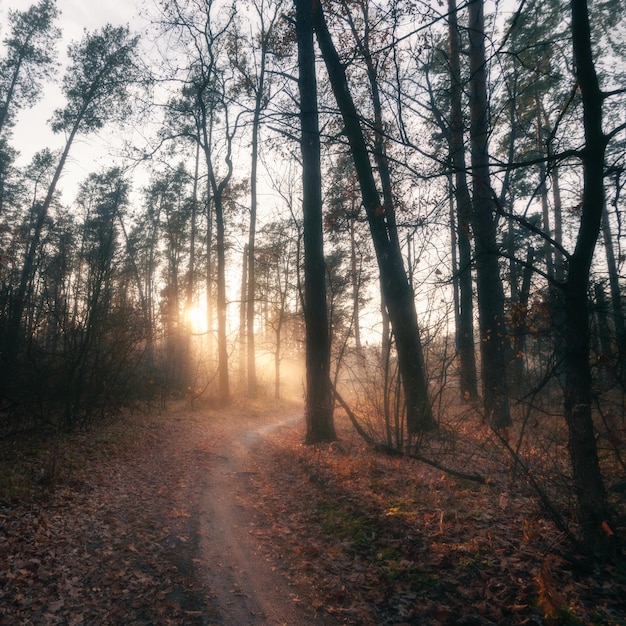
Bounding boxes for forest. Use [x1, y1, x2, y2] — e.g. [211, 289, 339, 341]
[0, 0, 625, 611]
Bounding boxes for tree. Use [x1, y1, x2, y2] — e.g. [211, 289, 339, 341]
[159, 0, 240, 404]
[2, 24, 140, 377]
[144, 164, 195, 391]
[497, 0, 571, 388]
[446, 0, 478, 402]
[61, 168, 128, 429]
[256, 218, 299, 399]
[600, 202, 626, 378]
[0, 0, 60, 136]
[294, 0, 336, 444]
[325, 153, 372, 356]
[311, 0, 435, 433]
[467, 0, 511, 428]
[563, 0, 619, 555]
[230, 0, 283, 397]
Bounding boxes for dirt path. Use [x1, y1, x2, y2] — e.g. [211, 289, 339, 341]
[195, 412, 325, 625]
[0, 400, 333, 626]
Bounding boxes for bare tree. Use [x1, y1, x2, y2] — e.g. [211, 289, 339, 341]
[447, 0, 478, 402]
[295, 0, 336, 444]
[563, 0, 619, 555]
[311, 0, 435, 433]
[467, 0, 511, 428]
[230, 0, 283, 397]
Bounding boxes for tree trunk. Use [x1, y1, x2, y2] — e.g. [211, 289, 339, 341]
[448, 0, 478, 402]
[199, 84, 234, 405]
[239, 243, 249, 385]
[564, 0, 616, 554]
[551, 161, 565, 282]
[247, 90, 262, 398]
[511, 246, 535, 385]
[295, 0, 335, 444]
[593, 283, 613, 383]
[601, 203, 626, 375]
[205, 175, 214, 362]
[312, 0, 435, 433]
[349, 216, 362, 352]
[467, 0, 511, 428]
[213, 190, 230, 403]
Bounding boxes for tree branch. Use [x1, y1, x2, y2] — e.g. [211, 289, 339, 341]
[331, 382, 487, 485]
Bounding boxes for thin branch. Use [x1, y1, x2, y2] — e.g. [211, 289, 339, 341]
[491, 427, 579, 547]
[331, 382, 487, 485]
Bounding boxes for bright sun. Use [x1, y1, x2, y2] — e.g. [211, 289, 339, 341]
[185, 305, 207, 334]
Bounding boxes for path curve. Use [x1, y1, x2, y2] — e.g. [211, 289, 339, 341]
[197, 413, 325, 625]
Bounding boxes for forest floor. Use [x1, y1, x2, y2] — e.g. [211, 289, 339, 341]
[0, 397, 625, 625]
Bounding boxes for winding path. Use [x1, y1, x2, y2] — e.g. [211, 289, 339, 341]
[196, 414, 326, 625]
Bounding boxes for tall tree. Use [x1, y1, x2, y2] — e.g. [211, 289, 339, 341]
[294, 0, 336, 444]
[498, 0, 571, 387]
[447, 0, 478, 402]
[256, 219, 299, 399]
[160, 0, 239, 403]
[61, 168, 128, 429]
[2, 24, 140, 375]
[311, 0, 435, 433]
[145, 164, 195, 391]
[325, 154, 371, 355]
[563, 0, 618, 554]
[230, 0, 283, 397]
[0, 0, 60, 136]
[600, 203, 626, 376]
[467, 0, 511, 428]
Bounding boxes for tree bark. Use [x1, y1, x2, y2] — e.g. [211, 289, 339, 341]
[247, 79, 262, 398]
[349, 216, 362, 352]
[295, 0, 335, 444]
[467, 0, 511, 428]
[239, 243, 249, 385]
[312, 0, 435, 433]
[601, 203, 626, 375]
[448, 0, 478, 402]
[565, 0, 616, 554]
[212, 185, 230, 403]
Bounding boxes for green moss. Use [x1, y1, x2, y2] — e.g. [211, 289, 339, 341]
[316, 500, 377, 550]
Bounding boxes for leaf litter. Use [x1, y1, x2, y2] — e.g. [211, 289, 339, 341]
[0, 398, 624, 625]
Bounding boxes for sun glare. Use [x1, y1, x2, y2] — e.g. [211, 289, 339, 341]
[185, 305, 207, 334]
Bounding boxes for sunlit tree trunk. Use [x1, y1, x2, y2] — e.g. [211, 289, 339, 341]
[200, 111, 232, 404]
[198, 86, 235, 404]
[183, 142, 200, 386]
[205, 175, 214, 362]
[212, 179, 230, 403]
[239, 244, 248, 386]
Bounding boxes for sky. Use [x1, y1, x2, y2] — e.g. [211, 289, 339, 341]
[1, 0, 145, 201]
